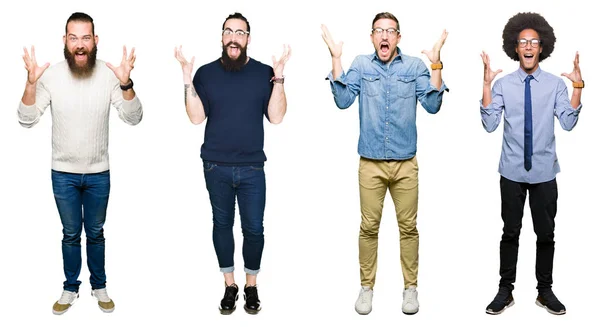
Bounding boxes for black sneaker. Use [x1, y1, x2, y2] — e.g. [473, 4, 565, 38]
[243, 285, 261, 314]
[219, 283, 239, 315]
[536, 289, 566, 315]
[486, 287, 514, 315]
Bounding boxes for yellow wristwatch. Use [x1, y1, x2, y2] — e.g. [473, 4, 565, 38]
[431, 62, 443, 70]
[573, 80, 584, 88]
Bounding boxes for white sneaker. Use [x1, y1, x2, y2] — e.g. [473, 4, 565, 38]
[52, 290, 79, 315]
[91, 288, 115, 313]
[402, 286, 419, 315]
[355, 286, 373, 315]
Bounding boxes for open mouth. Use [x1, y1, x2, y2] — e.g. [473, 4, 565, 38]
[379, 42, 390, 55]
[523, 53, 534, 60]
[228, 45, 240, 56]
[75, 50, 87, 61]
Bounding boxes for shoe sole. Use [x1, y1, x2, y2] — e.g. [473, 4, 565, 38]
[485, 299, 515, 315]
[244, 305, 261, 315]
[52, 294, 79, 315]
[535, 300, 566, 315]
[355, 307, 372, 315]
[98, 305, 115, 313]
[402, 308, 419, 315]
[219, 306, 236, 315]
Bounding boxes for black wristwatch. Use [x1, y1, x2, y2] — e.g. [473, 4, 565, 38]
[120, 78, 134, 91]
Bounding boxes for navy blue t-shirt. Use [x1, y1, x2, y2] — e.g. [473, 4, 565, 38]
[193, 58, 274, 165]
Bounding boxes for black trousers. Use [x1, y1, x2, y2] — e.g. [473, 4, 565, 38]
[499, 176, 558, 290]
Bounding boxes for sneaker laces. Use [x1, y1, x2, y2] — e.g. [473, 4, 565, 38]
[404, 288, 417, 305]
[58, 290, 77, 304]
[359, 287, 372, 304]
[93, 288, 111, 302]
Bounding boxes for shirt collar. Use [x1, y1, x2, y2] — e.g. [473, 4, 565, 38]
[518, 66, 542, 82]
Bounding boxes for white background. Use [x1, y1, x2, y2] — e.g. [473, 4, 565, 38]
[0, 0, 597, 326]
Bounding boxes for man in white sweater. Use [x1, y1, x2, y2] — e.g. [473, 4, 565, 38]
[17, 12, 143, 315]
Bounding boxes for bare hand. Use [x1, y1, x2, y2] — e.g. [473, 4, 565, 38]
[22, 46, 50, 85]
[272, 44, 291, 78]
[561, 51, 582, 83]
[481, 51, 502, 85]
[107, 46, 136, 84]
[421, 29, 448, 64]
[321, 24, 343, 59]
[174, 45, 195, 78]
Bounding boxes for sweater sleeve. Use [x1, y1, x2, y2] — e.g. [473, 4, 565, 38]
[110, 80, 143, 126]
[17, 79, 51, 128]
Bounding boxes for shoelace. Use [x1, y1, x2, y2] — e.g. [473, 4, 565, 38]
[404, 288, 417, 305]
[359, 289, 371, 304]
[59, 291, 76, 304]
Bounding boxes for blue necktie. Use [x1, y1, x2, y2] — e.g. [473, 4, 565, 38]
[524, 75, 534, 171]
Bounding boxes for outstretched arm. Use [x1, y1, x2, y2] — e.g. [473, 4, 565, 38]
[267, 45, 291, 124]
[175, 46, 206, 125]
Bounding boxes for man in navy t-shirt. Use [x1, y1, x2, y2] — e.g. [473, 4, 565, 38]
[175, 12, 290, 315]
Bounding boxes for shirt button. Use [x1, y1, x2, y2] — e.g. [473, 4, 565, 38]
[386, 122, 389, 125]
[387, 91, 389, 94]
[386, 106, 388, 109]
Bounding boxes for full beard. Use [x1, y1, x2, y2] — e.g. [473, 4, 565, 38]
[64, 45, 97, 78]
[220, 42, 248, 72]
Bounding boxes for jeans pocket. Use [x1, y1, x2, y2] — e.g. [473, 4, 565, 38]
[250, 164, 264, 170]
[203, 161, 217, 172]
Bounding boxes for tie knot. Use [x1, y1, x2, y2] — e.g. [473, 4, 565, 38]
[525, 75, 534, 82]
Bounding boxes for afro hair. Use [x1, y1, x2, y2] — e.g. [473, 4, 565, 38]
[502, 12, 556, 62]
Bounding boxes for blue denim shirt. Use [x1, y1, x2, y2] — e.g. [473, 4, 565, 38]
[480, 67, 581, 184]
[327, 48, 448, 160]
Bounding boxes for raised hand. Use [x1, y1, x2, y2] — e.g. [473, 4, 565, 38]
[22, 46, 50, 85]
[421, 29, 448, 64]
[272, 44, 291, 78]
[174, 45, 195, 78]
[106, 46, 136, 84]
[481, 51, 502, 85]
[561, 52, 582, 83]
[321, 24, 343, 59]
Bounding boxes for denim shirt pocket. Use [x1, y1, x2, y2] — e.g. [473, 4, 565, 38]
[361, 74, 381, 97]
[397, 75, 417, 99]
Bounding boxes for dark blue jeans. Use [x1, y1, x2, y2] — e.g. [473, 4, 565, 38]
[203, 161, 266, 275]
[51, 170, 110, 292]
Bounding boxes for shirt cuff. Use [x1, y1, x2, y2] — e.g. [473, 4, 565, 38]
[426, 80, 449, 93]
[570, 103, 582, 115]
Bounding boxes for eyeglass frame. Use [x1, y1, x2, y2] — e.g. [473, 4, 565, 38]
[516, 38, 541, 48]
[222, 28, 250, 37]
[371, 27, 400, 37]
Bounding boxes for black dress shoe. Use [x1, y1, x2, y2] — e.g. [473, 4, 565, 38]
[219, 283, 239, 315]
[486, 287, 514, 315]
[243, 285, 261, 314]
[536, 288, 566, 315]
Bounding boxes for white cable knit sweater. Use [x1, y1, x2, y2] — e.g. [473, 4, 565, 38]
[18, 60, 143, 174]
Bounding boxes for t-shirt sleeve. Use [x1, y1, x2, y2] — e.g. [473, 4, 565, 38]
[192, 67, 210, 117]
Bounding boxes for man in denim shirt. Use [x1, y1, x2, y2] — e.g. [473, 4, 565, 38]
[322, 12, 448, 315]
[481, 12, 582, 316]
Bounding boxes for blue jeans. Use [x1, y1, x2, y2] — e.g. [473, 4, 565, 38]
[203, 161, 266, 275]
[51, 170, 110, 292]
